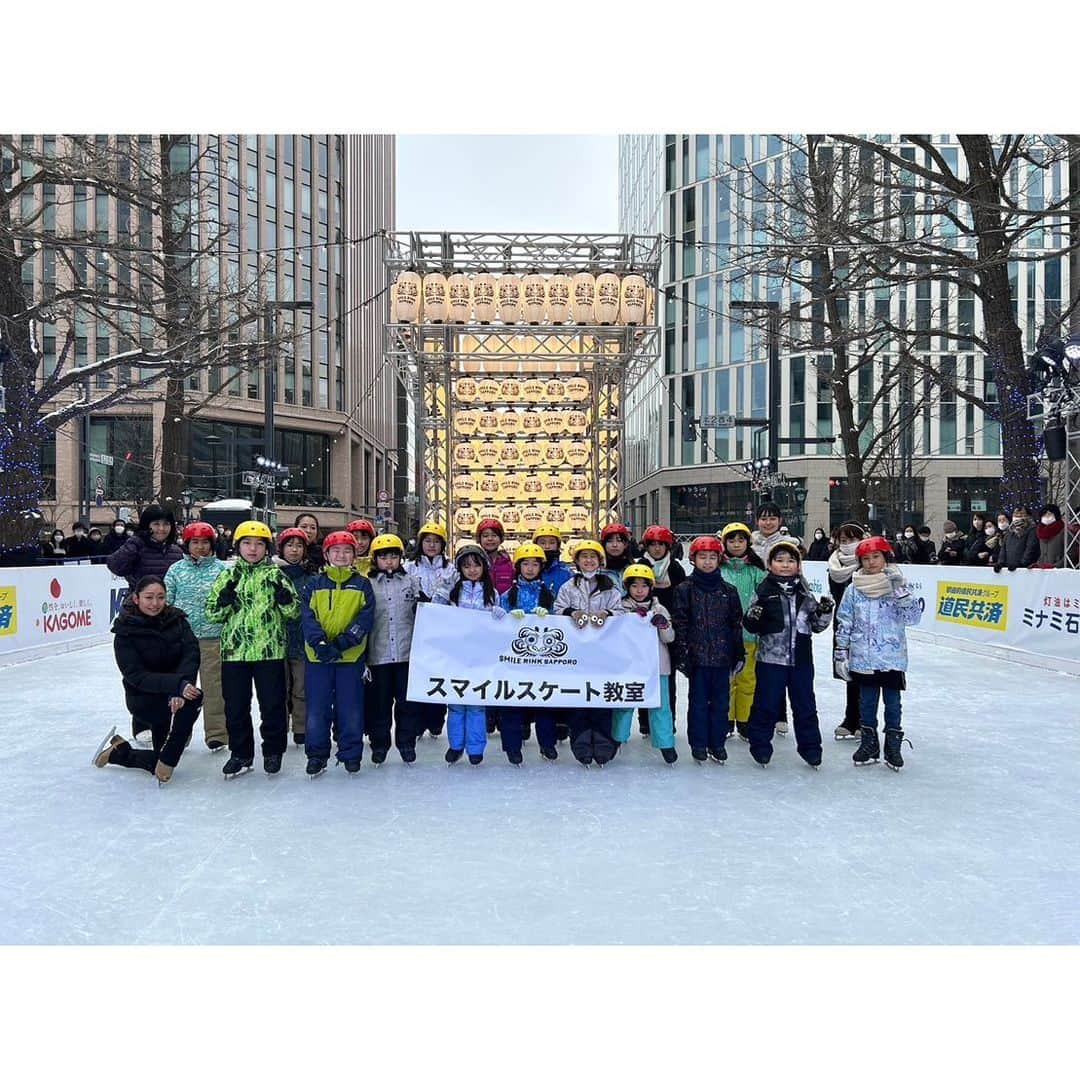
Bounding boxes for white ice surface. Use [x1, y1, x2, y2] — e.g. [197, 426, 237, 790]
[1, 633, 1077, 945]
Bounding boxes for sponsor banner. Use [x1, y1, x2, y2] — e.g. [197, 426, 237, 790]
[804, 561, 1080, 666]
[406, 604, 661, 710]
[0, 564, 129, 659]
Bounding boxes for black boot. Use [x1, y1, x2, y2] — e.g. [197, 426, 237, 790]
[691, 747, 708, 764]
[400, 747, 417, 764]
[883, 727, 910, 771]
[445, 747, 464, 765]
[306, 757, 328, 778]
[371, 748, 387, 766]
[539, 745, 558, 761]
[507, 750, 523, 766]
[660, 747, 678, 765]
[263, 753, 282, 775]
[222, 755, 253, 778]
[468, 753, 484, 765]
[293, 732, 306, 746]
[707, 745, 728, 764]
[343, 758, 362, 774]
[852, 725, 880, 766]
[735, 721, 750, 742]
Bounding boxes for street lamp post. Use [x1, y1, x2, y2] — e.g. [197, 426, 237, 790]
[262, 300, 313, 515]
[730, 300, 781, 469]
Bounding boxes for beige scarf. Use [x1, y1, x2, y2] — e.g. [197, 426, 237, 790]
[852, 569, 894, 598]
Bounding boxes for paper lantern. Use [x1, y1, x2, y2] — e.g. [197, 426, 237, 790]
[521, 411, 543, 434]
[547, 273, 571, 324]
[521, 506, 546, 530]
[477, 411, 501, 436]
[476, 378, 501, 404]
[446, 273, 472, 324]
[456, 377, 478, 402]
[545, 378, 567, 403]
[620, 274, 647, 325]
[500, 378, 521, 401]
[499, 473, 523, 500]
[567, 473, 591, 497]
[521, 473, 545, 497]
[478, 504, 500, 522]
[522, 273, 547, 324]
[501, 506, 522, 528]
[473, 273, 497, 322]
[497, 274, 523, 323]
[455, 506, 479, 533]
[521, 442, 544, 468]
[478, 473, 502, 498]
[393, 270, 422, 322]
[565, 441, 590, 467]
[422, 272, 448, 323]
[453, 442, 479, 467]
[499, 442, 522, 466]
[543, 441, 566, 467]
[545, 505, 566, 528]
[594, 272, 621, 324]
[455, 409, 479, 436]
[499, 411, 523, 436]
[566, 410, 588, 435]
[543, 472, 564, 498]
[476, 442, 501, 468]
[565, 505, 590, 531]
[570, 272, 596, 324]
[565, 376, 590, 401]
[541, 411, 567, 436]
[521, 378, 547, 402]
[453, 473, 477, 500]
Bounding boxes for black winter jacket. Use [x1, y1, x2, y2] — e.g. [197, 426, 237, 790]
[937, 534, 967, 566]
[112, 604, 201, 713]
[107, 533, 184, 588]
[995, 521, 1039, 570]
[670, 572, 746, 673]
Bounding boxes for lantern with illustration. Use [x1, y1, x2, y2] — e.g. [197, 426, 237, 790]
[422, 272, 448, 323]
[447, 273, 472, 324]
[522, 272, 547, 324]
[393, 270, 422, 322]
[473, 272, 497, 323]
[594, 271, 621, 325]
[547, 273, 571, 324]
[497, 274, 523, 323]
[570, 272, 596, 324]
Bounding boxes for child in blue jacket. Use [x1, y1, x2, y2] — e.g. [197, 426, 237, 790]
[833, 536, 922, 771]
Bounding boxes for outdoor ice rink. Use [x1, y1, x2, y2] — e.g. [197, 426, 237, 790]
[2, 630, 1077, 946]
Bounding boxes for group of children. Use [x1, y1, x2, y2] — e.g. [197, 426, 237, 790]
[94, 505, 922, 783]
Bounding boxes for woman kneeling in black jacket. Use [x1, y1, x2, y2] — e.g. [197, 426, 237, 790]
[92, 575, 203, 784]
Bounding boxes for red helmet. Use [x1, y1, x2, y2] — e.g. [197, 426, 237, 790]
[856, 536, 893, 560]
[323, 530, 358, 554]
[476, 517, 504, 539]
[346, 519, 376, 537]
[277, 527, 309, 551]
[642, 525, 675, 546]
[181, 522, 216, 543]
[689, 535, 723, 557]
[600, 522, 632, 543]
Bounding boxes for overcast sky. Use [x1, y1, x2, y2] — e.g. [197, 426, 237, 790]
[396, 135, 619, 234]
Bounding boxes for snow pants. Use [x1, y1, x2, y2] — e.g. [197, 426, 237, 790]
[285, 656, 306, 737]
[568, 709, 616, 765]
[639, 675, 677, 734]
[367, 661, 416, 754]
[687, 665, 732, 752]
[197, 637, 228, 746]
[305, 660, 365, 764]
[613, 674, 674, 749]
[414, 700, 446, 737]
[111, 695, 201, 773]
[221, 659, 288, 760]
[447, 704, 487, 756]
[728, 642, 757, 724]
[747, 661, 822, 764]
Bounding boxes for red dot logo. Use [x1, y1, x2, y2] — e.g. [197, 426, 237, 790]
[50, 579, 62, 598]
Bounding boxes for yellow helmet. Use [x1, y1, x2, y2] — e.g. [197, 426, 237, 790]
[370, 534, 405, 555]
[417, 521, 447, 543]
[512, 542, 546, 566]
[720, 522, 753, 542]
[572, 539, 605, 563]
[233, 520, 273, 545]
[532, 522, 562, 541]
[623, 563, 655, 586]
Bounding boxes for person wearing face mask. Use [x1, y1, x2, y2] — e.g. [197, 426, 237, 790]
[937, 521, 967, 566]
[967, 518, 1001, 566]
[106, 505, 183, 589]
[101, 519, 130, 556]
[65, 521, 95, 559]
[994, 506, 1039, 572]
[87, 527, 105, 560]
[827, 522, 867, 739]
[1033, 504, 1065, 569]
[806, 528, 831, 561]
[913, 525, 937, 565]
[896, 527, 920, 564]
[42, 529, 67, 559]
[963, 513, 987, 564]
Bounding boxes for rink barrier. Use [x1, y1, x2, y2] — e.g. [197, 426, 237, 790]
[803, 561, 1080, 678]
[2, 561, 1079, 677]
[0, 564, 128, 667]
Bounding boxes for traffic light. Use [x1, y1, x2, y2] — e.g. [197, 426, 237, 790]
[682, 414, 697, 443]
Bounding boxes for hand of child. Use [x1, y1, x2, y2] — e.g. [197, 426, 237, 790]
[573, 610, 590, 629]
[490, 606, 507, 621]
[314, 641, 341, 663]
[833, 648, 851, 682]
[533, 607, 548, 618]
[272, 580, 294, 607]
[745, 601, 763, 622]
[816, 595, 834, 616]
[510, 609, 526, 619]
[590, 611, 608, 628]
[650, 613, 670, 629]
[217, 581, 239, 608]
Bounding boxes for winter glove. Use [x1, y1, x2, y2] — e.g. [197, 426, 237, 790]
[273, 580, 295, 607]
[313, 641, 341, 663]
[833, 648, 851, 682]
[745, 601, 764, 622]
[331, 635, 355, 653]
[217, 580, 239, 609]
[490, 605, 507, 621]
[650, 613, 670, 630]
[573, 610, 591, 629]
[590, 611, 609, 628]
[885, 565, 905, 587]
[510, 609, 526, 619]
[816, 595, 834, 616]
[533, 607, 548, 618]
[993, 563, 1002, 574]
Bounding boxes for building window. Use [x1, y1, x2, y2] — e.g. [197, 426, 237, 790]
[88, 417, 154, 506]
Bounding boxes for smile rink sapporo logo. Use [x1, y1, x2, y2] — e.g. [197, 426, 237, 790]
[500, 625, 577, 665]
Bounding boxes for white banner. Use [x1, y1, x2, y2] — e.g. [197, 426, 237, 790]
[406, 604, 661, 710]
[803, 561, 1080, 670]
[0, 564, 130, 663]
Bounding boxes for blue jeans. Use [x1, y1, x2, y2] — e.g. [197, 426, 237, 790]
[447, 704, 487, 755]
[858, 684, 902, 730]
[687, 666, 731, 751]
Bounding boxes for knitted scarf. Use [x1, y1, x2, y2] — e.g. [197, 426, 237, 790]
[646, 551, 672, 588]
[1037, 520, 1064, 542]
[690, 568, 724, 592]
[828, 542, 860, 585]
[852, 569, 893, 598]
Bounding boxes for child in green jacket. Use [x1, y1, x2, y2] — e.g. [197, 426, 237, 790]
[718, 522, 767, 740]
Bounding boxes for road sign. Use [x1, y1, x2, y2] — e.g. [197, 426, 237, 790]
[377, 489, 391, 505]
[89, 452, 115, 466]
[243, 471, 278, 488]
[698, 413, 736, 429]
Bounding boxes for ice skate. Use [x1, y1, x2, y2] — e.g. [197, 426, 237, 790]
[852, 726, 880, 766]
[154, 760, 174, 786]
[726, 721, 736, 740]
[293, 733, 306, 746]
[445, 747, 464, 765]
[92, 726, 122, 767]
[206, 739, 227, 753]
[539, 746, 558, 761]
[371, 749, 387, 768]
[507, 750, 523, 767]
[883, 728, 910, 772]
[749, 747, 771, 768]
[306, 757, 328, 779]
[400, 748, 417, 765]
[736, 722, 750, 741]
[800, 748, 823, 769]
[661, 747, 678, 766]
[263, 754, 282, 776]
[222, 755, 254, 779]
[691, 748, 708, 764]
[468, 753, 484, 766]
[343, 758, 362, 775]
[776, 720, 789, 737]
[834, 722, 859, 741]
[707, 745, 727, 765]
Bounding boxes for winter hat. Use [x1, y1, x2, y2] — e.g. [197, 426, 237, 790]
[943, 520, 958, 533]
[137, 504, 177, 542]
